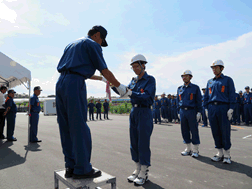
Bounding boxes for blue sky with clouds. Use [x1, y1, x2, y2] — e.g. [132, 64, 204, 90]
[1, 0, 252, 97]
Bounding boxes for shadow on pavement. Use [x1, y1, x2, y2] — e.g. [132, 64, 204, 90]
[0, 141, 26, 170]
[196, 155, 252, 178]
[139, 180, 165, 189]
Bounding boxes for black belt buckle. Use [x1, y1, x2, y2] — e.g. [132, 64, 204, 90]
[213, 102, 218, 105]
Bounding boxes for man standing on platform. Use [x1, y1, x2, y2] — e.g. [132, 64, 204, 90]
[103, 99, 109, 120]
[87, 99, 95, 121]
[29, 86, 42, 143]
[4, 90, 17, 141]
[56, 25, 127, 179]
[204, 60, 235, 164]
[177, 70, 202, 158]
[0, 86, 7, 139]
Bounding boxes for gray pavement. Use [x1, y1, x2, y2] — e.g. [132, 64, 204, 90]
[0, 113, 252, 189]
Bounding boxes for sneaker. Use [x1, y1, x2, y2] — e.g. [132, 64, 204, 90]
[211, 155, 224, 162]
[65, 168, 74, 178]
[127, 173, 138, 182]
[134, 176, 149, 186]
[181, 150, 191, 156]
[191, 152, 199, 158]
[223, 157, 231, 164]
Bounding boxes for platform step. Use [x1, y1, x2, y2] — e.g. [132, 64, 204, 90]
[54, 167, 116, 189]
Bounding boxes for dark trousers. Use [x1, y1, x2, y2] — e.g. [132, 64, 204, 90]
[167, 107, 172, 122]
[6, 112, 16, 140]
[232, 103, 240, 123]
[154, 109, 161, 123]
[239, 105, 245, 122]
[89, 110, 94, 120]
[56, 74, 92, 175]
[30, 112, 39, 142]
[208, 104, 231, 150]
[0, 109, 5, 137]
[104, 110, 108, 119]
[96, 109, 101, 119]
[244, 104, 252, 125]
[130, 107, 153, 166]
[202, 109, 208, 126]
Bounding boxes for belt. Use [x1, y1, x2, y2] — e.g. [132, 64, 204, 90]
[181, 107, 195, 110]
[31, 110, 39, 113]
[133, 104, 151, 108]
[209, 102, 229, 105]
[245, 103, 251, 104]
[61, 70, 87, 79]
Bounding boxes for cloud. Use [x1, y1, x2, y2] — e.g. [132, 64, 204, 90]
[0, 0, 70, 44]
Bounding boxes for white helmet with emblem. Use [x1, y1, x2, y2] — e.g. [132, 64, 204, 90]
[181, 70, 193, 77]
[130, 54, 147, 65]
[211, 60, 224, 68]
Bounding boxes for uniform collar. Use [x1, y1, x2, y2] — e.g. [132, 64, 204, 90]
[138, 72, 148, 80]
[213, 73, 224, 80]
[183, 82, 192, 88]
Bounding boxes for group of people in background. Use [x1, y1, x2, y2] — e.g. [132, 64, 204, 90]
[0, 85, 42, 143]
[87, 99, 110, 120]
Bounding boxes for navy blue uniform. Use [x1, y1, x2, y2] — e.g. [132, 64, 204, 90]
[96, 103, 102, 120]
[201, 95, 208, 126]
[243, 92, 252, 125]
[30, 94, 41, 142]
[5, 96, 17, 140]
[204, 74, 235, 150]
[177, 83, 202, 144]
[232, 93, 240, 124]
[103, 102, 109, 119]
[239, 95, 245, 123]
[167, 98, 172, 122]
[56, 36, 107, 175]
[112, 72, 156, 166]
[87, 102, 95, 120]
[153, 99, 161, 124]
[170, 99, 177, 120]
[160, 97, 168, 119]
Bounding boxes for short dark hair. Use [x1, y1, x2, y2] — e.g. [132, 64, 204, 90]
[0, 86, 7, 91]
[88, 28, 99, 37]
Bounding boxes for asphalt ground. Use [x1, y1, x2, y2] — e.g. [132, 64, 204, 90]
[0, 113, 251, 189]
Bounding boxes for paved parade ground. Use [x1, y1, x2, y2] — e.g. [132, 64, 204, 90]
[0, 113, 252, 189]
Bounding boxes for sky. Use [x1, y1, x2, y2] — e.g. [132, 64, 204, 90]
[0, 0, 252, 97]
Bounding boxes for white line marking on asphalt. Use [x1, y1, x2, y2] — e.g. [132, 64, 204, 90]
[242, 135, 252, 139]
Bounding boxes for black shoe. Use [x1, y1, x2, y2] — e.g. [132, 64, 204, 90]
[30, 140, 42, 143]
[7, 137, 17, 141]
[65, 168, 74, 178]
[237, 123, 240, 125]
[0, 135, 5, 139]
[72, 168, 101, 179]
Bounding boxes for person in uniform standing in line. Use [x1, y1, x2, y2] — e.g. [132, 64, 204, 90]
[56, 25, 127, 179]
[103, 99, 109, 120]
[87, 100, 95, 121]
[111, 54, 156, 186]
[238, 91, 245, 124]
[204, 60, 235, 164]
[243, 86, 252, 126]
[167, 94, 172, 122]
[201, 88, 208, 127]
[160, 93, 168, 123]
[153, 95, 161, 124]
[171, 95, 178, 123]
[29, 86, 42, 143]
[0, 86, 7, 139]
[232, 91, 240, 125]
[95, 100, 102, 120]
[177, 70, 202, 158]
[4, 89, 17, 141]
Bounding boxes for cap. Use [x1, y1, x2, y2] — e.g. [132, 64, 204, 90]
[181, 70, 193, 77]
[245, 86, 249, 89]
[239, 90, 242, 93]
[92, 25, 108, 47]
[8, 89, 16, 94]
[34, 86, 42, 91]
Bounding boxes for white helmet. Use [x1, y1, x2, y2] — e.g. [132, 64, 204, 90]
[131, 54, 147, 65]
[181, 70, 193, 77]
[211, 60, 224, 67]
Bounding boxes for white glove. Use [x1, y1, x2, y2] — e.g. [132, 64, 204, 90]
[101, 76, 107, 83]
[178, 114, 180, 119]
[227, 109, 233, 121]
[121, 89, 132, 98]
[205, 109, 208, 118]
[116, 84, 127, 96]
[197, 112, 201, 122]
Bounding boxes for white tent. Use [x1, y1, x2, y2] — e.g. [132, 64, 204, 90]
[0, 51, 31, 143]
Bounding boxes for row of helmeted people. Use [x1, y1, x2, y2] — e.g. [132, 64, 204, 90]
[0, 86, 43, 143]
[152, 85, 252, 127]
[87, 99, 110, 120]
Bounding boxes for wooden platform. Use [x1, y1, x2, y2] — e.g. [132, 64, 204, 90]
[54, 168, 116, 189]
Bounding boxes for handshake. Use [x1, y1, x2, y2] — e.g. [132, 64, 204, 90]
[101, 76, 131, 98]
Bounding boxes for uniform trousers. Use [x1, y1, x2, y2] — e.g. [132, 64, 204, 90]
[30, 112, 39, 142]
[6, 112, 16, 140]
[244, 104, 252, 125]
[153, 108, 161, 123]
